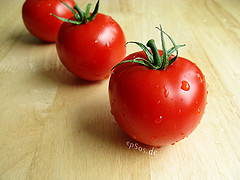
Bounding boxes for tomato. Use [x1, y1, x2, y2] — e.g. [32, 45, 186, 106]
[22, 0, 75, 42]
[55, 1, 126, 81]
[109, 27, 207, 147]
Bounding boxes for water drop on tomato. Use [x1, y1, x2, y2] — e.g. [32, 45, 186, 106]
[181, 81, 190, 91]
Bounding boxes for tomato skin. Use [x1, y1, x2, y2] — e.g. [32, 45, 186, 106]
[56, 14, 126, 81]
[22, 0, 75, 42]
[109, 50, 207, 147]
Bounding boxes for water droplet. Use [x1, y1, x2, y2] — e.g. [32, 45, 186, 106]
[164, 86, 169, 97]
[154, 116, 163, 124]
[151, 136, 157, 140]
[94, 40, 98, 43]
[106, 42, 110, 47]
[157, 100, 161, 104]
[196, 108, 201, 115]
[196, 73, 203, 83]
[181, 81, 190, 91]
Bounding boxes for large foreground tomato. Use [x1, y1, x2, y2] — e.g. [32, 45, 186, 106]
[22, 0, 75, 42]
[55, 1, 126, 81]
[109, 27, 207, 147]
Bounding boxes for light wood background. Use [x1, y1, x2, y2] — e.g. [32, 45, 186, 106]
[1, 0, 240, 179]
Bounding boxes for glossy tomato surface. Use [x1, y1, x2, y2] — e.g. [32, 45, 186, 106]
[56, 13, 126, 81]
[109, 50, 207, 147]
[22, 0, 75, 42]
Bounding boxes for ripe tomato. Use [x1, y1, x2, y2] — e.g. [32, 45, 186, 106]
[109, 27, 207, 147]
[22, 0, 75, 42]
[55, 1, 126, 81]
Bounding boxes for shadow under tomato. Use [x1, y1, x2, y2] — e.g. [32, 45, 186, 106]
[14, 28, 53, 45]
[6, 28, 49, 45]
[21, 32, 53, 45]
[43, 68, 99, 86]
[76, 97, 130, 150]
[77, 97, 165, 154]
[31, 55, 105, 87]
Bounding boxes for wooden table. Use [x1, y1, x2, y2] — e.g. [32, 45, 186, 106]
[1, 0, 240, 179]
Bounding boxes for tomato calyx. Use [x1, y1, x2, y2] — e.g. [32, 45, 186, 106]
[112, 25, 185, 72]
[51, 0, 100, 25]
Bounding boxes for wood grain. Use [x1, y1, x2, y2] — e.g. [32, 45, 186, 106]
[0, 0, 240, 179]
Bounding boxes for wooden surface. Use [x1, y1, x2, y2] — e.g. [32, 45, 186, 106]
[0, 0, 240, 179]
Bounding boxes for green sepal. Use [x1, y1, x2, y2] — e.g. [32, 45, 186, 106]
[85, 3, 92, 19]
[88, 0, 99, 21]
[74, 4, 85, 21]
[59, 0, 81, 21]
[159, 25, 168, 69]
[111, 58, 157, 74]
[158, 27, 186, 65]
[126, 41, 154, 63]
[52, 0, 100, 25]
[111, 25, 185, 72]
[51, 14, 81, 25]
[167, 44, 185, 57]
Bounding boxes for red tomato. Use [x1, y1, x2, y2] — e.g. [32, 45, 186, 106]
[56, 11, 126, 81]
[109, 48, 208, 147]
[22, 0, 75, 42]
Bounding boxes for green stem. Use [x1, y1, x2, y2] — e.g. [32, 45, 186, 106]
[159, 25, 168, 69]
[146, 39, 161, 68]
